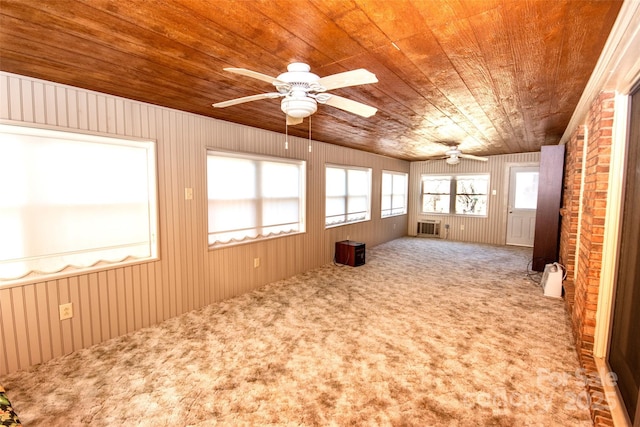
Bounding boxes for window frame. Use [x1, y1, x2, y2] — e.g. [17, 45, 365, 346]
[421, 175, 453, 214]
[421, 173, 490, 217]
[325, 164, 372, 228]
[206, 150, 307, 248]
[381, 170, 408, 218]
[0, 121, 159, 287]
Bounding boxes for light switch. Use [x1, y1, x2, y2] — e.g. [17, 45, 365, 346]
[185, 188, 193, 200]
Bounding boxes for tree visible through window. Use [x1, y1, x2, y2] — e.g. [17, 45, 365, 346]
[422, 174, 489, 216]
[455, 176, 489, 215]
[422, 176, 452, 213]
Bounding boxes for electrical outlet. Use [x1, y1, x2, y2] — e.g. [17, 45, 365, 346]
[254, 257, 260, 268]
[59, 303, 73, 320]
[460, 224, 465, 231]
[185, 187, 193, 200]
[346, 235, 350, 241]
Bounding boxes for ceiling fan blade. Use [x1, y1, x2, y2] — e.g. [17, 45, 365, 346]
[223, 68, 283, 85]
[459, 153, 488, 162]
[317, 69, 378, 91]
[286, 115, 303, 126]
[319, 94, 377, 117]
[212, 92, 281, 108]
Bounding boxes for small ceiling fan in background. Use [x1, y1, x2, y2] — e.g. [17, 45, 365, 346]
[213, 62, 378, 125]
[435, 145, 488, 165]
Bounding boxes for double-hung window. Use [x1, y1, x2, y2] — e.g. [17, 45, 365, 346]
[207, 151, 306, 247]
[455, 175, 489, 215]
[381, 171, 408, 217]
[0, 123, 158, 285]
[421, 175, 453, 214]
[325, 165, 372, 227]
[421, 174, 489, 216]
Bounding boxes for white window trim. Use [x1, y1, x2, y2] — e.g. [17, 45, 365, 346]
[325, 163, 372, 228]
[0, 120, 159, 287]
[381, 170, 408, 218]
[206, 150, 306, 248]
[421, 173, 490, 217]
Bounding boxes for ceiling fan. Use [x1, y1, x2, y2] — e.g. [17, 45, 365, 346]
[212, 62, 378, 125]
[437, 146, 488, 165]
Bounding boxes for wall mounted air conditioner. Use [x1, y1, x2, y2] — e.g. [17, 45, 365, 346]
[541, 262, 564, 298]
[417, 220, 441, 238]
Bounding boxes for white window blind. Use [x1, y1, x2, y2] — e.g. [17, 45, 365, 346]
[325, 165, 372, 227]
[381, 171, 408, 217]
[0, 123, 158, 284]
[207, 151, 306, 246]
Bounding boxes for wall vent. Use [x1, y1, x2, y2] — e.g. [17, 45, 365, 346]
[417, 220, 441, 238]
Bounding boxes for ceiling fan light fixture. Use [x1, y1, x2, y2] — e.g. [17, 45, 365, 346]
[446, 155, 460, 165]
[281, 96, 317, 118]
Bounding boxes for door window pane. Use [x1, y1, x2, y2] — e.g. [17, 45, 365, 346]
[514, 172, 539, 209]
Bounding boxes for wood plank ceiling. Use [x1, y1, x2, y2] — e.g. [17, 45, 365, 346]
[0, 0, 622, 160]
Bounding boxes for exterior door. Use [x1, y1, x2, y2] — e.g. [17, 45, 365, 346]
[506, 166, 539, 246]
[609, 83, 640, 425]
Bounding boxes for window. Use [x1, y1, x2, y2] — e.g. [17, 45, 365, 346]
[422, 175, 452, 214]
[325, 165, 372, 227]
[381, 171, 408, 217]
[0, 123, 158, 285]
[455, 175, 489, 215]
[207, 151, 305, 247]
[421, 174, 489, 216]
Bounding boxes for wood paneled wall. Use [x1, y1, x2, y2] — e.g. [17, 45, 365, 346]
[408, 152, 540, 245]
[0, 72, 409, 376]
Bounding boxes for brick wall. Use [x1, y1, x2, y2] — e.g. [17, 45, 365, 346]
[559, 126, 584, 309]
[560, 91, 615, 426]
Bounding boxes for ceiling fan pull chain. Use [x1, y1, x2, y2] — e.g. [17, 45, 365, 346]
[285, 118, 289, 150]
[308, 115, 312, 153]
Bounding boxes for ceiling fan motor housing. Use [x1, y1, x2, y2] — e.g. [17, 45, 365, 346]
[278, 63, 322, 118]
[277, 63, 319, 82]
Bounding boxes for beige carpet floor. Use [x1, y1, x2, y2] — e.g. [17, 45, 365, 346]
[1, 237, 592, 426]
